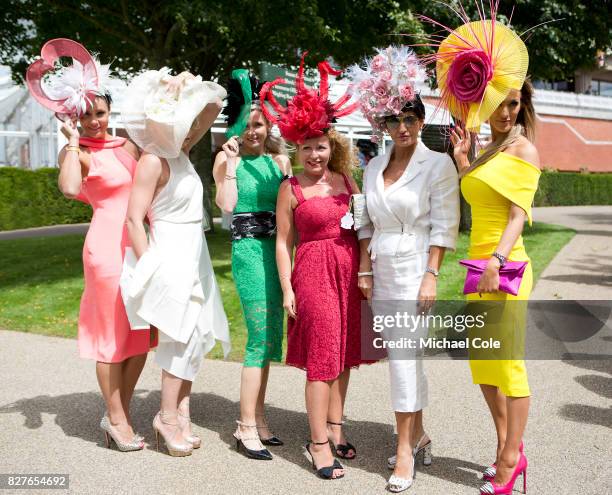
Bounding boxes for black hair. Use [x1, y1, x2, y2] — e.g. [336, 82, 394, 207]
[400, 93, 425, 120]
[95, 92, 113, 109]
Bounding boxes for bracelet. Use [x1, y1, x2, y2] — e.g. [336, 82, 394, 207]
[358, 271, 373, 277]
[225, 175, 237, 180]
[492, 251, 507, 268]
[425, 267, 439, 277]
[65, 146, 80, 153]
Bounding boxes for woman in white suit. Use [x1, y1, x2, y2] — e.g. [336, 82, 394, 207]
[361, 98, 459, 492]
[348, 46, 460, 492]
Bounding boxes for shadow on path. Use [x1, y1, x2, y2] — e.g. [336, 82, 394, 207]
[0, 389, 483, 489]
[559, 356, 612, 430]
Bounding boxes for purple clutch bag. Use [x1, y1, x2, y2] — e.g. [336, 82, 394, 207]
[459, 259, 528, 296]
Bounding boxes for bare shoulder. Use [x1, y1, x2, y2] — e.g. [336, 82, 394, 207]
[122, 139, 140, 160]
[278, 178, 293, 196]
[272, 154, 291, 174]
[505, 136, 540, 168]
[137, 153, 163, 175]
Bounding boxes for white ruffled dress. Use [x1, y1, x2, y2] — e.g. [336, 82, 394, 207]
[120, 152, 231, 380]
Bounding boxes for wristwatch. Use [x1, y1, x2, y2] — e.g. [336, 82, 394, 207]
[425, 267, 439, 277]
[492, 251, 507, 268]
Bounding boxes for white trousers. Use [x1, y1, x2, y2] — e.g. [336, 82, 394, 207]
[373, 252, 429, 413]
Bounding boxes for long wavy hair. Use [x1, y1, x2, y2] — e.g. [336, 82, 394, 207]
[469, 78, 536, 171]
[326, 127, 358, 176]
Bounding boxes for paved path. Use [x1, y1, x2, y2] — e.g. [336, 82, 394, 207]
[0, 219, 224, 241]
[532, 206, 612, 300]
[0, 223, 90, 240]
[0, 206, 610, 494]
[0, 330, 610, 495]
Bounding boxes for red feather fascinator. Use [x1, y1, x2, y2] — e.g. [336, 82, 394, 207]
[260, 52, 358, 144]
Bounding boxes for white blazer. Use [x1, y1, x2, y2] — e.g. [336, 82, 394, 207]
[359, 141, 460, 259]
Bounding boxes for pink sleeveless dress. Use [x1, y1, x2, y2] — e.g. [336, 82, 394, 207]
[75, 137, 153, 362]
[286, 174, 371, 381]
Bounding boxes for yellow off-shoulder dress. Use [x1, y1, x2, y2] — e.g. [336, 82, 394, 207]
[461, 152, 541, 397]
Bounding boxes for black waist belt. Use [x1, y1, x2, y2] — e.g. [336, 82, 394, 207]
[231, 211, 277, 241]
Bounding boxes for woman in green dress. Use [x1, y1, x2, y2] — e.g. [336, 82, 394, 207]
[213, 71, 291, 460]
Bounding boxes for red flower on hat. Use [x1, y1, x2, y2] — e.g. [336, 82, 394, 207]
[260, 52, 358, 144]
[447, 49, 493, 103]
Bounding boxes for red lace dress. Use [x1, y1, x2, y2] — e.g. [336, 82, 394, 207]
[286, 174, 372, 381]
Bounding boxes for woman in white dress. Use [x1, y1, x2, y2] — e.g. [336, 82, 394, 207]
[348, 46, 460, 491]
[120, 69, 231, 456]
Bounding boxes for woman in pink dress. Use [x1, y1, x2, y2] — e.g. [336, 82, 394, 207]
[264, 54, 374, 480]
[57, 96, 155, 451]
[26, 42, 157, 451]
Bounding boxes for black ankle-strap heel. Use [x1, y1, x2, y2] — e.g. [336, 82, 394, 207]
[305, 440, 344, 480]
[233, 420, 272, 460]
[327, 420, 357, 460]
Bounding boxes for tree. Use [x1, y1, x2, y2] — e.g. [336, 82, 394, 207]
[1, 1, 609, 222]
[0, 0, 423, 222]
[409, 0, 612, 82]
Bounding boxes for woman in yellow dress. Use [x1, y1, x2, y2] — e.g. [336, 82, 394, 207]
[420, 3, 540, 492]
[451, 81, 540, 494]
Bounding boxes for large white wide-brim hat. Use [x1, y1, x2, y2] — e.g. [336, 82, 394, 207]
[122, 68, 227, 158]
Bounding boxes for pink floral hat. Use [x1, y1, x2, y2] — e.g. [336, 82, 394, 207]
[347, 45, 427, 142]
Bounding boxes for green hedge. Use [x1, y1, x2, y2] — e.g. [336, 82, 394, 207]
[534, 171, 612, 206]
[0, 167, 91, 231]
[2, 167, 609, 231]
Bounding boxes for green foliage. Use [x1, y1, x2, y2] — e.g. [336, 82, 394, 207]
[0, 168, 91, 230]
[0, 223, 573, 360]
[534, 171, 612, 206]
[2, 1, 607, 83]
[410, 0, 612, 82]
[352, 166, 364, 189]
[1, 0, 426, 83]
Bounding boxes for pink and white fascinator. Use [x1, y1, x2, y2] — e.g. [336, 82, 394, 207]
[346, 45, 427, 142]
[26, 38, 113, 120]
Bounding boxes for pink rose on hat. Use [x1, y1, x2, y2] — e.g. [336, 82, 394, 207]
[399, 84, 415, 101]
[447, 49, 493, 103]
[387, 96, 403, 114]
[371, 54, 387, 72]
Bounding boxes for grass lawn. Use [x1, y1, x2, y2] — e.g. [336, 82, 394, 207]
[0, 222, 574, 361]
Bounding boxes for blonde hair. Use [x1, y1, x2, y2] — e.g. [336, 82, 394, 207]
[469, 78, 536, 171]
[326, 128, 358, 176]
[265, 134, 288, 156]
[243, 102, 289, 156]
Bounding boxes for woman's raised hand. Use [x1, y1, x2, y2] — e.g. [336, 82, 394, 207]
[60, 117, 80, 143]
[222, 136, 240, 159]
[165, 71, 195, 96]
[450, 124, 472, 173]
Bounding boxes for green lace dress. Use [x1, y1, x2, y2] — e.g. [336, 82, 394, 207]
[232, 154, 284, 367]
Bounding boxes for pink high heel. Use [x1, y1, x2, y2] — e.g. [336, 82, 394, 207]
[482, 441, 524, 481]
[480, 452, 528, 495]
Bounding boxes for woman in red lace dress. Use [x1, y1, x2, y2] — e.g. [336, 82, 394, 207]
[266, 54, 374, 480]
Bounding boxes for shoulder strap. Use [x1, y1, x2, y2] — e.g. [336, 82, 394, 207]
[341, 173, 354, 194]
[289, 176, 305, 204]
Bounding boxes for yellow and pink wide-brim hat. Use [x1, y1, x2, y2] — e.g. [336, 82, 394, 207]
[419, 1, 529, 130]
